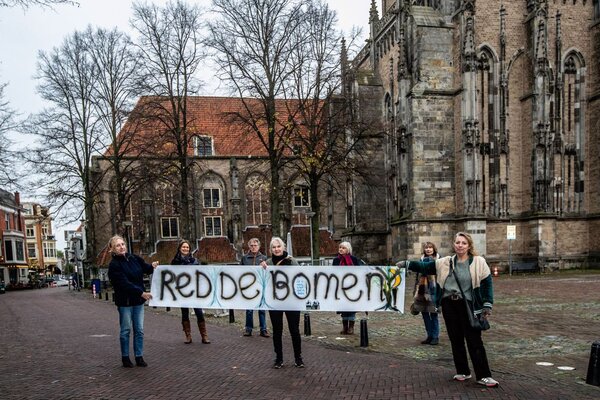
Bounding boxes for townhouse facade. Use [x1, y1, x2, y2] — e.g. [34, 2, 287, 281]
[0, 189, 28, 285]
[22, 202, 59, 277]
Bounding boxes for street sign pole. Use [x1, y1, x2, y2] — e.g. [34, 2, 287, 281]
[507, 225, 516, 276]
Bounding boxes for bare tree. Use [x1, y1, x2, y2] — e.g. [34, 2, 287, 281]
[85, 26, 147, 248]
[284, 1, 369, 262]
[0, 83, 19, 187]
[24, 29, 105, 278]
[0, 0, 78, 8]
[130, 0, 206, 240]
[207, 0, 305, 237]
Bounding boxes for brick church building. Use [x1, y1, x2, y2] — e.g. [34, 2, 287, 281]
[341, 0, 600, 270]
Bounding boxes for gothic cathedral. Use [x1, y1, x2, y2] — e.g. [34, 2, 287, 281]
[343, 0, 600, 270]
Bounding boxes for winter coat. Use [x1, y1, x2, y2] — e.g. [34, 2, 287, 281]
[407, 255, 493, 314]
[171, 252, 199, 266]
[108, 253, 154, 307]
[332, 254, 360, 266]
[265, 251, 298, 266]
[411, 255, 438, 314]
[241, 251, 267, 266]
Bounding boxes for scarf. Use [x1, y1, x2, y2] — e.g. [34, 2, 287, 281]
[337, 254, 354, 266]
[172, 252, 197, 265]
[272, 251, 289, 265]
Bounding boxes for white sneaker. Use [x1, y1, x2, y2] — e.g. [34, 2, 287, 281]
[453, 374, 472, 381]
[477, 377, 499, 387]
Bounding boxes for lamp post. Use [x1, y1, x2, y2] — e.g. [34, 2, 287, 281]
[305, 212, 316, 265]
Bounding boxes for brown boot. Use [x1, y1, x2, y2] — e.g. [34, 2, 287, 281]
[182, 321, 192, 344]
[348, 320, 355, 335]
[198, 320, 211, 344]
[340, 320, 349, 335]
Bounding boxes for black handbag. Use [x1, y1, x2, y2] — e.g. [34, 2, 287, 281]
[450, 257, 490, 331]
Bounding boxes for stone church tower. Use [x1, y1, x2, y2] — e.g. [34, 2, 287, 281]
[344, 0, 600, 270]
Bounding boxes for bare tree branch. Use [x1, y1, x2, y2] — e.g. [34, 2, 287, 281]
[207, 0, 305, 236]
[0, 0, 78, 9]
[130, 0, 207, 240]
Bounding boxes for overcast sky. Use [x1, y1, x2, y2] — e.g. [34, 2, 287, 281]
[0, 0, 371, 252]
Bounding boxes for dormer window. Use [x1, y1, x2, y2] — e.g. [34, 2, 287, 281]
[192, 135, 213, 156]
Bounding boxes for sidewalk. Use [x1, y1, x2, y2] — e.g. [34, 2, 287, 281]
[0, 271, 599, 399]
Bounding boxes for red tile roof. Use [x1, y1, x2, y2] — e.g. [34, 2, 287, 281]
[110, 96, 312, 157]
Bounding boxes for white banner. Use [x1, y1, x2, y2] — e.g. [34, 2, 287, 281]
[149, 264, 405, 313]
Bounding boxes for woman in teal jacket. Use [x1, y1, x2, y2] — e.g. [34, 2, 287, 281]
[397, 232, 498, 388]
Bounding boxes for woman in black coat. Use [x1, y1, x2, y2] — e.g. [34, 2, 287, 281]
[171, 240, 210, 344]
[107, 235, 158, 368]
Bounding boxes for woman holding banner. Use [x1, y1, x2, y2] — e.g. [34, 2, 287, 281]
[396, 232, 498, 388]
[260, 236, 303, 369]
[171, 240, 210, 344]
[107, 235, 158, 368]
[333, 241, 361, 335]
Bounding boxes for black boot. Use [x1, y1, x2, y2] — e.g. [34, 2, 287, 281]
[122, 356, 134, 368]
[340, 320, 349, 334]
[135, 356, 148, 367]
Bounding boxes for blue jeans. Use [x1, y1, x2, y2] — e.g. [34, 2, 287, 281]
[422, 312, 439, 339]
[118, 305, 145, 357]
[245, 309, 267, 332]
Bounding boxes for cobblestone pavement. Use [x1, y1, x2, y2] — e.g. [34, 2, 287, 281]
[1, 270, 599, 399]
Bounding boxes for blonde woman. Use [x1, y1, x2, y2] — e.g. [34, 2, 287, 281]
[397, 232, 498, 387]
[107, 235, 158, 368]
[260, 237, 302, 369]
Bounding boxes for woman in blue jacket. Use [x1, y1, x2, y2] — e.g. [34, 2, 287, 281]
[107, 235, 158, 368]
[397, 232, 498, 388]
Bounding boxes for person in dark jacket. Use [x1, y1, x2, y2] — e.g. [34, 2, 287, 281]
[397, 232, 498, 388]
[171, 240, 210, 344]
[259, 236, 302, 369]
[412, 242, 440, 345]
[107, 235, 158, 368]
[333, 241, 361, 335]
[241, 237, 269, 337]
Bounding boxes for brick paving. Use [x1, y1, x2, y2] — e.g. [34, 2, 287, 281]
[1, 270, 599, 399]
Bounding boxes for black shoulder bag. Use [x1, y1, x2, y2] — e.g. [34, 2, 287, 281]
[450, 257, 490, 331]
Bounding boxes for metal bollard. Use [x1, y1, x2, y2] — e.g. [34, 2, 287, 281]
[112, 293, 115, 303]
[304, 313, 312, 336]
[360, 319, 369, 347]
[229, 309, 235, 323]
[166, 307, 170, 312]
[105, 292, 108, 301]
[586, 341, 600, 386]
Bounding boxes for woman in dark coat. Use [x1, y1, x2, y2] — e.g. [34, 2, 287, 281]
[171, 240, 210, 344]
[260, 236, 302, 369]
[107, 235, 158, 368]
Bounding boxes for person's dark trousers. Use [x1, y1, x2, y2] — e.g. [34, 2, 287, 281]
[441, 297, 492, 380]
[269, 310, 302, 362]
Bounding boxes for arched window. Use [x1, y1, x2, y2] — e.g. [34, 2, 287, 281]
[559, 52, 586, 213]
[245, 174, 270, 226]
